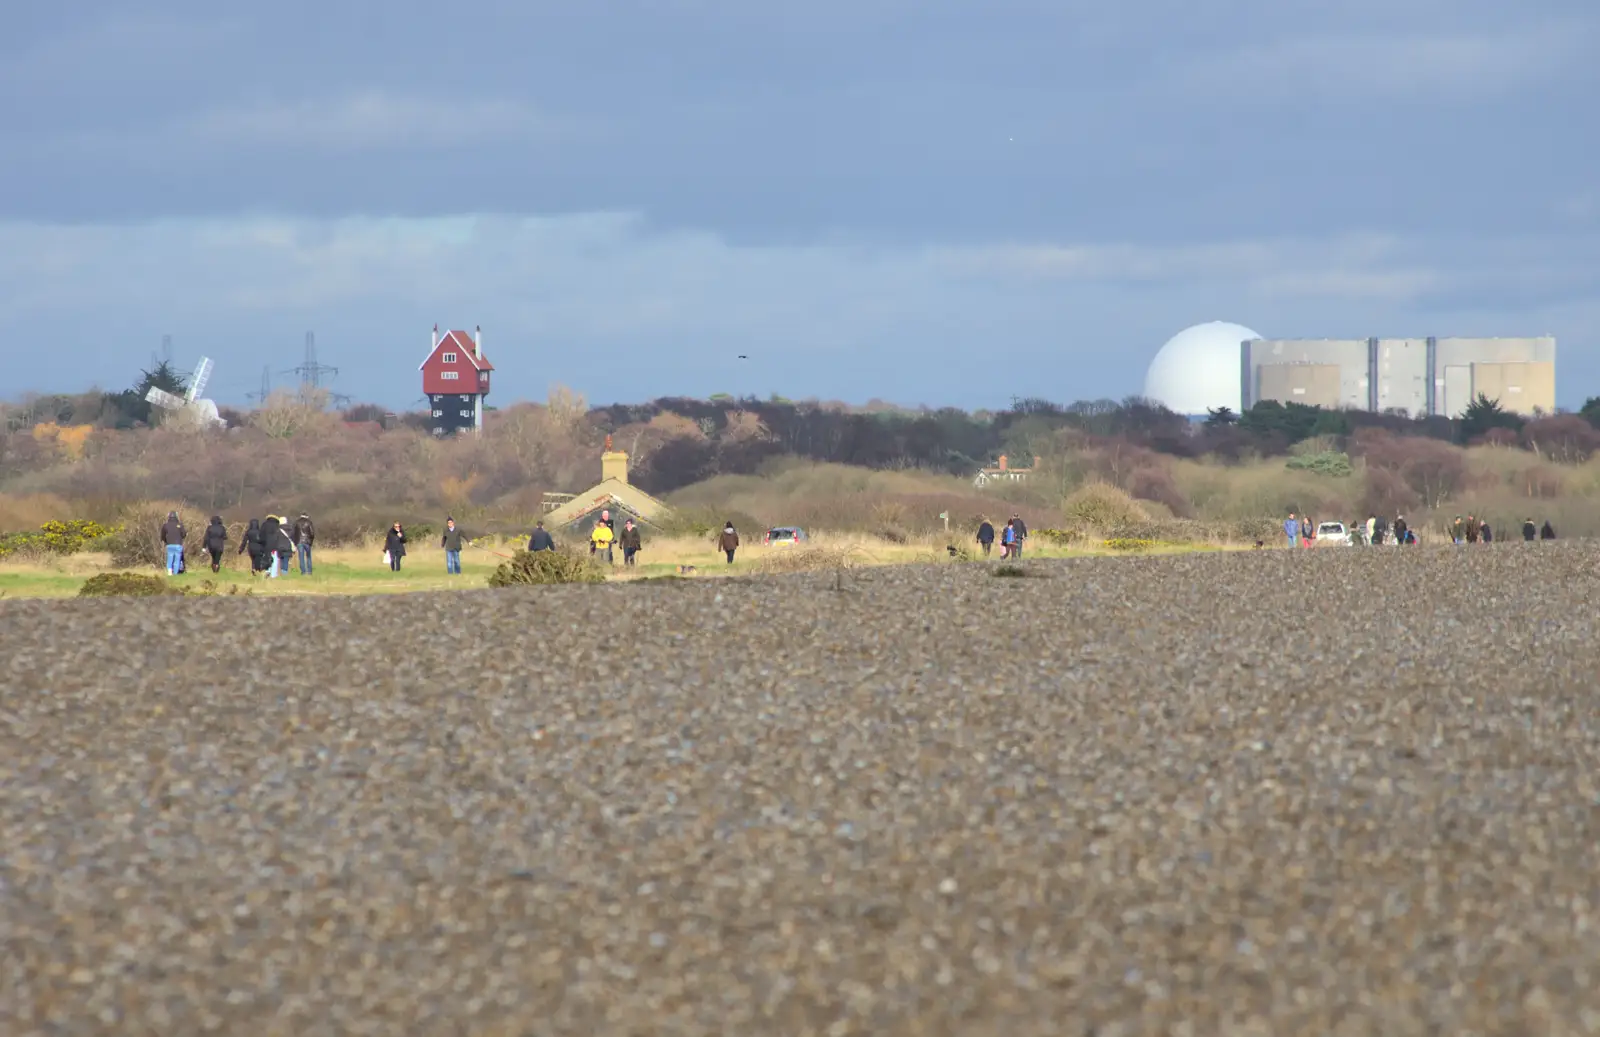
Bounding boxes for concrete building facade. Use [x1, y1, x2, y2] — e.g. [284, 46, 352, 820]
[1241, 336, 1555, 418]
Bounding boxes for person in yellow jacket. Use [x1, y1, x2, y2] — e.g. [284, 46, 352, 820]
[589, 520, 615, 565]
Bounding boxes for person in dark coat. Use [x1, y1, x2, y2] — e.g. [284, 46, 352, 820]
[272, 516, 294, 576]
[1010, 514, 1029, 559]
[717, 521, 739, 564]
[239, 518, 265, 573]
[1541, 520, 1556, 540]
[160, 511, 186, 576]
[1393, 514, 1408, 545]
[292, 513, 315, 574]
[619, 519, 642, 567]
[441, 517, 465, 575]
[1523, 517, 1538, 541]
[1479, 520, 1493, 543]
[258, 515, 285, 578]
[975, 519, 995, 557]
[527, 521, 555, 552]
[202, 516, 228, 573]
[385, 522, 407, 571]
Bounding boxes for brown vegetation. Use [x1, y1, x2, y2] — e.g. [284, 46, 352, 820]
[4, 387, 1600, 548]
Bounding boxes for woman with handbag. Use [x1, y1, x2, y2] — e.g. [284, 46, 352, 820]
[384, 522, 407, 571]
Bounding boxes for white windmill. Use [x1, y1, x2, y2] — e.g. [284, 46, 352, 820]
[145, 356, 227, 428]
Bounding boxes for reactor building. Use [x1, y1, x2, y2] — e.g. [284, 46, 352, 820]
[1143, 322, 1557, 418]
[1240, 336, 1556, 418]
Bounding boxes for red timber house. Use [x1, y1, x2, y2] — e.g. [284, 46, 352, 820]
[419, 326, 493, 436]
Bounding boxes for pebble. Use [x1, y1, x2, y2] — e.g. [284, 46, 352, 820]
[2, 544, 1599, 1033]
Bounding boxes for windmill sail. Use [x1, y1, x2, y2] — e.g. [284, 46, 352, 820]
[188, 357, 213, 403]
[145, 386, 187, 411]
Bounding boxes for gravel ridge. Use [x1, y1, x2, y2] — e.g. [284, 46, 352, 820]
[4, 545, 1600, 1034]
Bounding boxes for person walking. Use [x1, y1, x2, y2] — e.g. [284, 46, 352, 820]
[1523, 517, 1538, 541]
[239, 518, 265, 574]
[160, 510, 186, 576]
[272, 516, 294, 577]
[385, 522, 407, 571]
[1541, 520, 1556, 540]
[1010, 514, 1029, 559]
[441, 517, 465, 575]
[619, 519, 642, 567]
[717, 521, 740, 564]
[1479, 519, 1493, 543]
[1284, 512, 1298, 549]
[293, 513, 315, 574]
[259, 514, 283, 578]
[1464, 515, 1479, 544]
[202, 516, 227, 573]
[1000, 519, 1016, 559]
[976, 518, 995, 557]
[1394, 514, 1408, 546]
[527, 520, 555, 552]
[589, 519, 615, 565]
[1299, 514, 1314, 548]
[1450, 515, 1465, 545]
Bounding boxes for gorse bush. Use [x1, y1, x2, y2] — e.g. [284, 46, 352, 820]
[1103, 538, 1157, 551]
[0, 519, 112, 559]
[487, 549, 607, 587]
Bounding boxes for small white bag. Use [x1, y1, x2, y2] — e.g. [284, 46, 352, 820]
[382, 550, 391, 565]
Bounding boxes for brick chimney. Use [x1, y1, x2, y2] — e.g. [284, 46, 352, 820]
[997, 454, 1008, 471]
[601, 433, 629, 484]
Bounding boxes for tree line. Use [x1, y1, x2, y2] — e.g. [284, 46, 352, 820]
[8, 364, 1600, 498]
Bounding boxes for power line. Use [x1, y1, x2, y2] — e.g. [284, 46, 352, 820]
[246, 366, 273, 404]
[280, 331, 340, 389]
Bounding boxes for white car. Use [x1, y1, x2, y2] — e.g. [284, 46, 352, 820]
[1315, 521, 1351, 545]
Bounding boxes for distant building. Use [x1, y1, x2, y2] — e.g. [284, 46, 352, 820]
[419, 326, 493, 436]
[543, 436, 672, 532]
[1241, 336, 1556, 418]
[973, 454, 1041, 488]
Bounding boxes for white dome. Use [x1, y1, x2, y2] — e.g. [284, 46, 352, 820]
[1143, 321, 1262, 415]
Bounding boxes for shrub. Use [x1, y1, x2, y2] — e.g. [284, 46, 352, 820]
[654, 507, 762, 541]
[487, 549, 607, 587]
[1285, 451, 1353, 477]
[1103, 537, 1156, 551]
[749, 545, 858, 575]
[1033, 527, 1083, 545]
[78, 572, 180, 597]
[1061, 482, 1150, 529]
[0, 519, 113, 560]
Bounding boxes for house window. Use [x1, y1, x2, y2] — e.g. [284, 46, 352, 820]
[432, 409, 443, 417]
[442, 351, 457, 363]
[460, 409, 472, 418]
[441, 370, 459, 380]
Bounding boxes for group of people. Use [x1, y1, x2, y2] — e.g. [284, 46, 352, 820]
[157, 511, 315, 577]
[381, 517, 471, 573]
[574, 509, 649, 566]
[974, 515, 1030, 558]
[238, 514, 316, 577]
[1279, 509, 1561, 548]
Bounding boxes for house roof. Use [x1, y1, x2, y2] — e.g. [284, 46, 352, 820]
[418, 329, 495, 372]
[544, 478, 671, 528]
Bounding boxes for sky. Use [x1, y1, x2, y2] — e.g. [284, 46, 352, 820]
[4, 0, 1597, 410]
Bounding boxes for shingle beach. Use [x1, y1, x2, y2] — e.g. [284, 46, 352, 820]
[5, 546, 1600, 1035]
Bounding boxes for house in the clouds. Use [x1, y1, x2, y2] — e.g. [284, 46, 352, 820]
[419, 326, 493, 436]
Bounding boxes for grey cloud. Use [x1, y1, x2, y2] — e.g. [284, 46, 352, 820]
[2, 213, 1594, 409]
